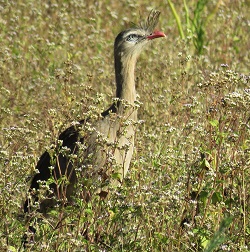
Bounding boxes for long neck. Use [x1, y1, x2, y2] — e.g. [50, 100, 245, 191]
[115, 53, 137, 106]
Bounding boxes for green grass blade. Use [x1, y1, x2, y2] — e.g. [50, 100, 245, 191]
[204, 217, 234, 252]
[167, 0, 185, 39]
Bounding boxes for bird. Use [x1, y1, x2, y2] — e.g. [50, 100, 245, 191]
[24, 10, 166, 216]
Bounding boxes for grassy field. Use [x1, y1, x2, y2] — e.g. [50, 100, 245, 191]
[0, 0, 249, 251]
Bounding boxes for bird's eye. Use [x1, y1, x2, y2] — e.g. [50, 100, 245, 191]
[126, 34, 139, 42]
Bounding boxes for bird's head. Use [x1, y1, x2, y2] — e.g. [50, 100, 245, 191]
[114, 10, 165, 59]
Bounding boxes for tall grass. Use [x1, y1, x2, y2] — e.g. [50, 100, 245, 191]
[0, 0, 249, 251]
[167, 0, 224, 55]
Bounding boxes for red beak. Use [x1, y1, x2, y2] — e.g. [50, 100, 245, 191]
[147, 30, 166, 40]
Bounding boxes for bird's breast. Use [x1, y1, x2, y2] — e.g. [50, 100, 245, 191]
[87, 110, 137, 188]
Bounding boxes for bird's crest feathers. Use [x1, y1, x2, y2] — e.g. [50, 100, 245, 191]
[131, 10, 161, 33]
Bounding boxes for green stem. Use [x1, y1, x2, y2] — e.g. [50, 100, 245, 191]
[167, 0, 185, 39]
[183, 0, 190, 30]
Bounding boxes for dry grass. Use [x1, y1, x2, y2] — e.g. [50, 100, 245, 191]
[0, 0, 249, 251]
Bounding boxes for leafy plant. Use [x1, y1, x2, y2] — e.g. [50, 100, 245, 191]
[167, 0, 223, 55]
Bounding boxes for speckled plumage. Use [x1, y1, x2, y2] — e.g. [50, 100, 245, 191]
[24, 10, 165, 214]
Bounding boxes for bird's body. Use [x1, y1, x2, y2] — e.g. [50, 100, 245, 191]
[24, 10, 165, 214]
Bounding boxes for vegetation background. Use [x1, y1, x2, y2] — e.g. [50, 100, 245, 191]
[0, 0, 249, 251]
